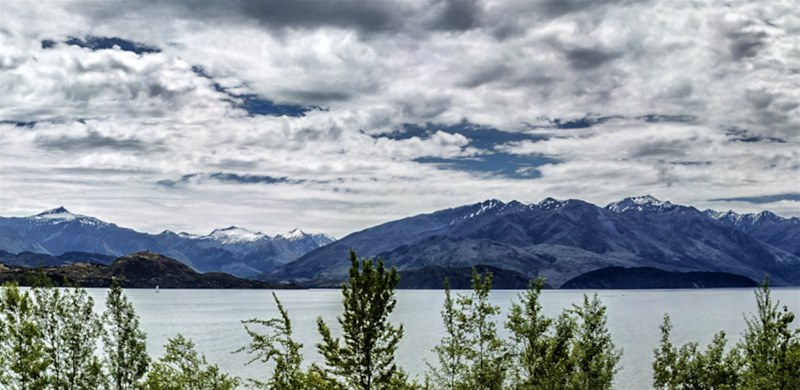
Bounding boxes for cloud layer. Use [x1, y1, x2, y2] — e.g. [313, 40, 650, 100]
[1, 0, 797, 236]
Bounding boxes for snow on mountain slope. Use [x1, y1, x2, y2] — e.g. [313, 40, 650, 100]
[206, 226, 268, 244]
[606, 195, 676, 213]
[0, 208, 336, 279]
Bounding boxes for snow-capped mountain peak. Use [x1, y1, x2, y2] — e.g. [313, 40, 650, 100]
[279, 228, 309, 241]
[474, 199, 504, 216]
[311, 234, 336, 246]
[31, 207, 107, 227]
[34, 206, 77, 220]
[606, 195, 675, 213]
[538, 197, 566, 209]
[206, 226, 266, 244]
[754, 210, 779, 222]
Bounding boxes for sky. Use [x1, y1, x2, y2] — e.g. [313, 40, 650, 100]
[0, 0, 798, 238]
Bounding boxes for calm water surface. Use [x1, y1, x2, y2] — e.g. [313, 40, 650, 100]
[82, 288, 799, 390]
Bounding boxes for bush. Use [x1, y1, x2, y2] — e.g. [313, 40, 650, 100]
[653, 280, 799, 390]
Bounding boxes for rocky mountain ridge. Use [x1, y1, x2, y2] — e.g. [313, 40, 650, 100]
[270, 196, 800, 287]
[0, 208, 334, 279]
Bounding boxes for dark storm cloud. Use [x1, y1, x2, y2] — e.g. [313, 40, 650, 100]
[430, 0, 482, 31]
[72, 0, 411, 34]
[35, 130, 162, 152]
[629, 139, 689, 159]
[727, 30, 768, 60]
[157, 172, 298, 188]
[238, 0, 406, 33]
[639, 114, 696, 124]
[458, 63, 512, 88]
[284, 90, 352, 104]
[536, 0, 642, 18]
[564, 47, 624, 70]
[712, 193, 800, 204]
[71, 0, 621, 36]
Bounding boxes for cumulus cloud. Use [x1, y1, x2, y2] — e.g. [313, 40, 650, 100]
[0, 0, 797, 236]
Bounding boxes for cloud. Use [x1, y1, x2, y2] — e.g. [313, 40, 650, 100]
[0, 0, 798, 237]
[158, 172, 293, 188]
[711, 193, 800, 204]
[35, 128, 161, 152]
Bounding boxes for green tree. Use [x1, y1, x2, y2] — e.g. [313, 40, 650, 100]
[32, 281, 105, 389]
[653, 280, 799, 390]
[103, 279, 149, 390]
[653, 315, 740, 390]
[462, 271, 507, 390]
[429, 270, 507, 390]
[0, 285, 5, 388]
[538, 313, 577, 390]
[505, 278, 552, 389]
[145, 334, 238, 390]
[316, 249, 408, 389]
[427, 279, 469, 390]
[237, 292, 306, 389]
[568, 293, 621, 390]
[0, 282, 49, 389]
[739, 280, 800, 389]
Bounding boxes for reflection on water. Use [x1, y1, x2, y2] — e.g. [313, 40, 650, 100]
[79, 288, 799, 390]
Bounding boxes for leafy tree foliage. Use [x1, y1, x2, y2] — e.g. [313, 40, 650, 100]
[429, 271, 508, 390]
[739, 281, 800, 389]
[568, 293, 621, 390]
[316, 249, 409, 389]
[0, 282, 49, 390]
[145, 334, 238, 390]
[427, 280, 469, 390]
[505, 278, 553, 388]
[653, 280, 799, 390]
[32, 281, 105, 389]
[2, 278, 238, 390]
[430, 274, 621, 390]
[103, 279, 150, 390]
[653, 315, 740, 390]
[237, 292, 306, 389]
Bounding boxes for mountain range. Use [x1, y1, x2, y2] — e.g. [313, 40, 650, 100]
[1, 196, 798, 288]
[0, 207, 334, 279]
[269, 196, 800, 287]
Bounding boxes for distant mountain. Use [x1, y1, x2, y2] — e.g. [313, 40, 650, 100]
[704, 209, 800, 256]
[0, 252, 293, 289]
[0, 250, 115, 267]
[271, 196, 800, 287]
[0, 207, 335, 279]
[561, 267, 758, 289]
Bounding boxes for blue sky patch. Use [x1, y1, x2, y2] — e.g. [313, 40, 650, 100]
[60, 36, 161, 54]
[237, 94, 312, 117]
[191, 66, 313, 117]
[379, 121, 545, 149]
[725, 127, 785, 143]
[0, 120, 37, 128]
[380, 121, 555, 179]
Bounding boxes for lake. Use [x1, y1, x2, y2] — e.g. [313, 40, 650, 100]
[80, 287, 799, 389]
